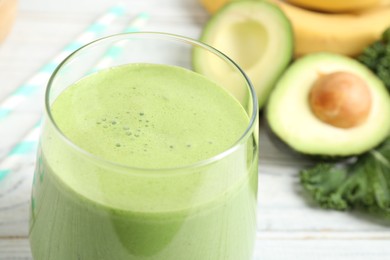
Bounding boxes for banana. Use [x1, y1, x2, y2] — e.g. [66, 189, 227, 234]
[200, 0, 230, 13]
[199, 0, 390, 14]
[381, 0, 390, 5]
[286, 0, 380, 13]
[269, 0, 390, 57]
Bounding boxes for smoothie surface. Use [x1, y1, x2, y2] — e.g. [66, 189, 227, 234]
[51, 63, 249, 169]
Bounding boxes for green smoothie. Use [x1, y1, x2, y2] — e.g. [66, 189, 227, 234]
[29, 64, 258, 259]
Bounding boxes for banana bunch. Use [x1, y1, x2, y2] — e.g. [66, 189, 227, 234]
[272, 0, 390, 57]
[200, 0, 390, 57]
[286, 0, 381, 13]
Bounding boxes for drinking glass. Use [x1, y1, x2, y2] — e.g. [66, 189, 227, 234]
[29, 32, 259, 260]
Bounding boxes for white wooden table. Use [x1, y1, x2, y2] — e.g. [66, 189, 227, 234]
[0, 0, 389, 259]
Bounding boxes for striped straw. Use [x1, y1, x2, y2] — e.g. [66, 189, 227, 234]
[0, 4, 126, 121]
[0, 12, 151, 181]
[91, 12, 150, 72]
[0, 122, 40, 181]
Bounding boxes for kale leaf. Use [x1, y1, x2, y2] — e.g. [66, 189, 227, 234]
[300, 138, 390, 215]
[358, 27, 390, 91]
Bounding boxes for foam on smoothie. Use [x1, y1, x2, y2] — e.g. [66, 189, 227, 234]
[51, 63, 249, 169]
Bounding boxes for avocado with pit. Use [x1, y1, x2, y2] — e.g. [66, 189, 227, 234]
[266, 52, 390, 157]
[193, 0, 293, 109]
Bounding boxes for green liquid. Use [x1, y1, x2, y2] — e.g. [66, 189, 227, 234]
[29, 64, 258, 259]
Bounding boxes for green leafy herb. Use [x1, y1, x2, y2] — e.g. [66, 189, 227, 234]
[300, 138, 390, 215]
[358, 27, 390, 91]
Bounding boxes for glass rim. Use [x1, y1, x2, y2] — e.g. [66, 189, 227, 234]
[45, 31, 258, 172]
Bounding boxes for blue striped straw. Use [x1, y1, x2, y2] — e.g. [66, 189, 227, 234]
[90, 12, 150, 72]
[0, 12, 151, 182]
[0, 4, 126, 121]
[0, 122, 41, 181]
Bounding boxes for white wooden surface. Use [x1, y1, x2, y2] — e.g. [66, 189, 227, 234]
[0, 0, 389, 259]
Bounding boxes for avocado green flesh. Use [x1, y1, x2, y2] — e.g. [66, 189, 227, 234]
[193, 0, 293, 109]
[267, 53, 390, 157]
[214, 21, 268, 70]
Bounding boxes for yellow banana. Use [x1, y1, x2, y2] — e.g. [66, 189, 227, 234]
[269, 0, 390, 57]
[381, 0, 390, 5]
[286, 0, 380, 13]
[199, 0, 232, 14]
[200, 0, 229, 13]
[199, 0, 389, 14]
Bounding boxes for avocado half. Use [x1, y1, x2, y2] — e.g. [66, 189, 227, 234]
[266, 52, 390, 157]
[193, 0, 293, 109]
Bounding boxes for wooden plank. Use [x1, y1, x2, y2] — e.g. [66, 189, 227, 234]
[257, 169, 390, 231]
[0, 162, 34, 237]
[2, 237, 390, 260]
[254, 239, 390, 260]
[0, 113, 40, 157]
[0, 239, 31, 259]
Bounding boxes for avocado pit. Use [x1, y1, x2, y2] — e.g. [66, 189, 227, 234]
[309, 71, 372, 129]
